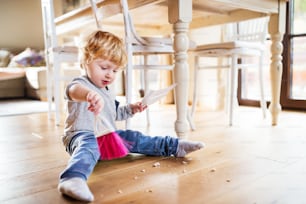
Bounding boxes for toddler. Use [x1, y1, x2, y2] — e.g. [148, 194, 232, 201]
[58, 30, 204, 202]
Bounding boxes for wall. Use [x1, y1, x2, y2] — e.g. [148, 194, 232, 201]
[0, 0, 44, 53]
[0, 0, 63, 54]
[0, 0, 224, 107]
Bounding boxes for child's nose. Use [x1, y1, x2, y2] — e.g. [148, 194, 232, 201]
[106, 70, 114, 78]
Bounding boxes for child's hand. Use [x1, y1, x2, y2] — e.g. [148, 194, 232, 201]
[86, 91, 104, 115]
[130, 102, 147, 114]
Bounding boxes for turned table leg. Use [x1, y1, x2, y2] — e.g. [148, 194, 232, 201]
[168, 0, 192, 138]
[268, 3, 286, 125]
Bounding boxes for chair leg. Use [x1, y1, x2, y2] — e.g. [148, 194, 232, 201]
[53, 59, 61, 126]
[125, 42, 134, 129]
[187, 108, 195, 131]
[189, 56, 199, 131]
[144, 55, 150, 126]
[258, 54, 267, 118]
[191, 58, 198, 118]
[46, 57, 53, 121]
[139, 56, 145, 97]
[225, 58, 231, 114]
[229, 55, 238, 126]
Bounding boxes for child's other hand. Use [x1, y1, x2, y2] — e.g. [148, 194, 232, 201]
[130, 102, 147, 114]
[86, 91, 104, 115]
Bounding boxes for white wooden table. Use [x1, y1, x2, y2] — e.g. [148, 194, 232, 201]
[55, 0, 287, 137]
[167, 0, 287, 137]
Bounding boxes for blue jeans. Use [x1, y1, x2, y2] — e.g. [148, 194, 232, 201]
[59, 130, 179, 181]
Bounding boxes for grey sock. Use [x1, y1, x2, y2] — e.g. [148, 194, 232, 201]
[176, 140, 205, 157]
[58, 177, 94, 202]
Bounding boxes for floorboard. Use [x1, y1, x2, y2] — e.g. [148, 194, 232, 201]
[1, 104, 306, 203]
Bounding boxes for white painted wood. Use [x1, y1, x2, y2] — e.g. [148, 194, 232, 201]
[168, 0, 193, 138]
[41, 0, 79, 126]
[191, 17, 269, 127]
[119, 0, 176, 128]
[51, 0, 287, 135]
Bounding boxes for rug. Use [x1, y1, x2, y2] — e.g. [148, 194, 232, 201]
[0, 99, 52, 116]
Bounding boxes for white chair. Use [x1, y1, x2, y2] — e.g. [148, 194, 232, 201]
[41, 0, 80, 126]
[90, 0, 195, 128]
[190, 16, 269, 127]
[89, 0, 102, 29]
[120, 0, 184, 127]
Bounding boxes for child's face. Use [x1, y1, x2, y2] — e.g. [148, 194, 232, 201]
[86, 58, 120, 88]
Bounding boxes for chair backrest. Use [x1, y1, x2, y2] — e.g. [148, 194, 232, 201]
[225, 16, 269, 43]
[89, 0, 103, 29]
[42, 0, 102, 51]
[120, 0, 149, 45]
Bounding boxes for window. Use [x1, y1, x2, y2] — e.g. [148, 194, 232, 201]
[239, 0, 306, 110]
[281, 0, 306, 109]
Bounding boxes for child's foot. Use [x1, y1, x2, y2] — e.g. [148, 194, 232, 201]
[176, 139, 205, 157]
[58, 177, 94, 202]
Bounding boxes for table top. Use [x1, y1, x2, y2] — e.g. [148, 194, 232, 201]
[55, 0, 283, 36]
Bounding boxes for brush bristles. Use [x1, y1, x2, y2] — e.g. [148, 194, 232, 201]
[96, 132, 129, 160]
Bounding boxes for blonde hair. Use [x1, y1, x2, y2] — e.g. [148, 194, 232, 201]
[80, 30, 127, 69]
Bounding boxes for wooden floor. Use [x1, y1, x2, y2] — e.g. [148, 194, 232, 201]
[1, 104, 306, 204]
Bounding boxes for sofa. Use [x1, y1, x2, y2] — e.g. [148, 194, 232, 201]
[0, 48, 83, 101]
[0, 48, 48, 100]
[0, 68, 25, 98]
[0, 67, 48, 100]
